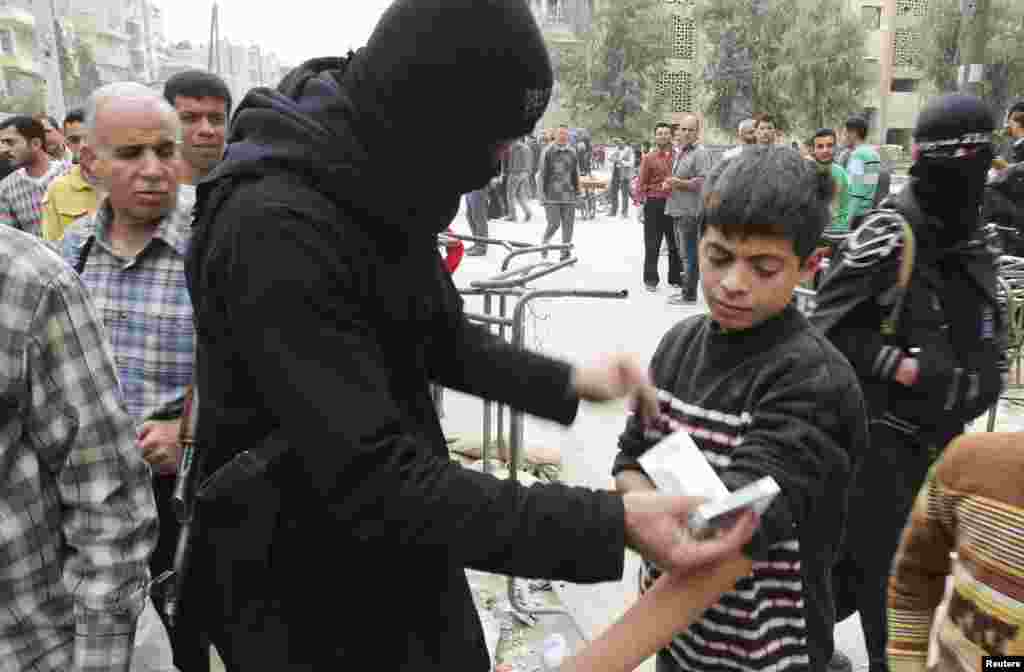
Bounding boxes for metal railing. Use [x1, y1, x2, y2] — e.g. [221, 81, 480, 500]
[441, 232, 628, 637]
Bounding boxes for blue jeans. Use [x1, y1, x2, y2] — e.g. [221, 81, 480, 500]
[674, 215, 700, 296]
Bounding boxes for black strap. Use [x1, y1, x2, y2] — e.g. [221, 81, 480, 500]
[74, 237, 95, 275]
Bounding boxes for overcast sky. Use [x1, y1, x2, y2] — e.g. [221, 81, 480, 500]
[158, 0, 394, 66]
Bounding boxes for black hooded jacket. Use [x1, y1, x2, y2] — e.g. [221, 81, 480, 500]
[185, 19, 625, 669]
[811, 184, 1004, 440]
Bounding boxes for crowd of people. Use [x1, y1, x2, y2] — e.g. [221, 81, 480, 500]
[0, 1, 1023, 672]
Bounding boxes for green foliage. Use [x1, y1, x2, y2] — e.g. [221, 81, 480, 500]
[920, 0, 1024, 115]
[698, 0, 867, 138]
[0, 84, 46, 116]
[555, 0, 673, 141]
[75, 40, 102, 101]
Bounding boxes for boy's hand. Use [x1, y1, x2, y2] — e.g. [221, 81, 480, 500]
[622, 491, 758, 574]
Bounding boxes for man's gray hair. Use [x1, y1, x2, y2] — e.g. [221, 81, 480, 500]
[738, 119, 756, 134]
[85, 81, 179, 144]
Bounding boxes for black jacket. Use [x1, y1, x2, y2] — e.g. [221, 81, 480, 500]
[186, 57, 625, 669]
[612, 306, 867, 672]
[812, 185, 1005, 440]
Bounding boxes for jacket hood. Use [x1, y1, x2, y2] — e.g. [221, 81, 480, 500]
[201, 0, 554, 235]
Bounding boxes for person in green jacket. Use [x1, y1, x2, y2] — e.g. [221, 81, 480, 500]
[842, 116, 883, 229]
[813, 128, 850, 234]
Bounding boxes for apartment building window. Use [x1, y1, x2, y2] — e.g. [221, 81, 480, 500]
[861, 6, 881, 29]
[895, 0, 928, 18]
[891, 78, 918, 92]
[0, 28, 14, 56]
[657, 70, 694, 114]
[671, 15, 696, 61]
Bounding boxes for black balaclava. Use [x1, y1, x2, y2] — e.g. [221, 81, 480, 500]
[909, 94, 995, 246]
[343, 0, 553, 197]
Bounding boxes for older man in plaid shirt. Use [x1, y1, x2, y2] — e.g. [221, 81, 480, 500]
[60, 82, 201, 671]
[0, 187, 158, 667]
[0, 116, 69, 236]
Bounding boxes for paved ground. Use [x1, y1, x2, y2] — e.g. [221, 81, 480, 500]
[208, 169, 1022, 671]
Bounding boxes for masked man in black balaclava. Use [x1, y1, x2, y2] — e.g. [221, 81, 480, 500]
[181, 1, 757, 670]
[811, 94, 1006, 672]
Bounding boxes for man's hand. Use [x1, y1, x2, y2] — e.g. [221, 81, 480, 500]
[571, 353, 658, 425]
[622, 491, 758, 575]
[138, 418, 183, 476]
[894, 357, 919, 387]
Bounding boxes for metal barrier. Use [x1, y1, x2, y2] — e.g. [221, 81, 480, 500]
[441, 232, 628, 636]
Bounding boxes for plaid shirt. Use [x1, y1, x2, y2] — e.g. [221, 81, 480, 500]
[0, 225, 158, 671]
[0, 161, 70, 237]
[61, 195, 194, 421]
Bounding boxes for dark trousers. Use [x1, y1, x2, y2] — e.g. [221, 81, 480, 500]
[150, 475, 211, 672]
[833, 420, 949, 672]
[543, 203, 575, 258]
[674, 215, 700, 297]
[609, 169, 632, 216]
[643, 199, 681, 286]
[465, 189, 488, 240]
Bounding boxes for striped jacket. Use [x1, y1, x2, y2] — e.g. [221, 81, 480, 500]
[0, 160, 69, 236]
[614, 305, 868, 672]
[888, 432, 1024, 672]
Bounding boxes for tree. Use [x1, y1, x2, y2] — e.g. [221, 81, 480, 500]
[75, 40, 102, 101]
[0, 83, 47, 116]
[555, 0, 673, 140]
[55, 19, 81, 109]
[698, 0, 867, 138]
[920, 0, 1024, 117]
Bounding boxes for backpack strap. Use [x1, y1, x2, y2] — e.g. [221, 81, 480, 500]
[74, 236, 95, 275]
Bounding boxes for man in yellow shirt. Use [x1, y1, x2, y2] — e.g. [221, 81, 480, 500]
[41, 110, 100, 241]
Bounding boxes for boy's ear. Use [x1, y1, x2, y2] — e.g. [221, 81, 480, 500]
[799, 247, 829, 284]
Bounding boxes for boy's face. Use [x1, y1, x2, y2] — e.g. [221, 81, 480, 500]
[699, 226, 818, 332]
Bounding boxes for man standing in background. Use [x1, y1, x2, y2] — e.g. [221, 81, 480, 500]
[637, 122, 679, 291]
[538, 124, 580, 260]
[665, 115, 711, 305]
[842, 116, 882, 230]
[504, 136, 533, 222]
[812, 128, 850, 235]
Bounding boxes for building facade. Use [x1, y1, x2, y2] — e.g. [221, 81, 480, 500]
[0, 1, 42, 99]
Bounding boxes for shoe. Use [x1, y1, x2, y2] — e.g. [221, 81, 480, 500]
[622, 212, 629, 219]
[827, 650, 853, 672]
[668, 281, 682, 289]
[504, 216, 517, 222]
[465, 246, 487, 257]
[645, 284, 658, 293]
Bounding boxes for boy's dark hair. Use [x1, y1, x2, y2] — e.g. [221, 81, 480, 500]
[845, 115, 869, 140]
[0, 115, 46, 146]
[64, 108, 86, 128]
[813, 128, 836, 142]
[655, 122, 672, 132]
[163, 70, 233, 116]
[700, 146, 831, 261]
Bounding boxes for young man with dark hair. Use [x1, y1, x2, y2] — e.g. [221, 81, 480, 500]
[842, 116, 884, 230]
[63, 108, 87, 164]
[35, 113, 70, 162]
[812, 128, 851, 234]
[0, 115, 69, 236]
[638, 122, 680, 291]
[755, 113, 776, 146]
[814, 93, 1005, 672]
[615, 145, 868, 672]
[163, 70, 232, 200]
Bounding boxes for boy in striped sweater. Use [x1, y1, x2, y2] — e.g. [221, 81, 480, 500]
[888, 432, 1024, 672]
[614, 147, 869, 672]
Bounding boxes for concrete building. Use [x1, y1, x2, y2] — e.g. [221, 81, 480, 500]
[0, 2, 42, 99]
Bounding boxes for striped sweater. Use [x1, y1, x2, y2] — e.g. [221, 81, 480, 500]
[888, 432, 1024, 672]
[614, 305, 869, 672]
